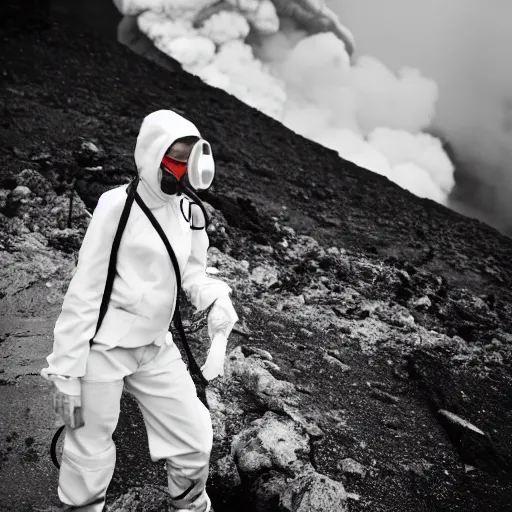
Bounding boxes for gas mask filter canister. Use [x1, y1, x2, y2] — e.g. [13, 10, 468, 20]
[160, 139, 215, 191]
[186, 139, 215, 190]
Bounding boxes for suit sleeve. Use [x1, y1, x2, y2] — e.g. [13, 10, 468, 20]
[42, 191, 122, 379]
[181, 206, 233, 312]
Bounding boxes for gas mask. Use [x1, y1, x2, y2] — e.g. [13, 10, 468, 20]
[160, 139, 215, 196]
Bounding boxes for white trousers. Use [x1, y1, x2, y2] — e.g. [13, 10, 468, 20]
[58, 338, 213, 512]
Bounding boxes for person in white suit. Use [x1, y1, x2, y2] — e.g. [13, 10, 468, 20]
[41, 109, 239, 512]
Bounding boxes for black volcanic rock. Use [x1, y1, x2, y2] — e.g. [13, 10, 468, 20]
[407, 348, 512, 477]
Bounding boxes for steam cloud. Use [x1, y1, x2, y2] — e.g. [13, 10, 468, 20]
[114, 0, 455, 206]
[326, 0, 512, 235]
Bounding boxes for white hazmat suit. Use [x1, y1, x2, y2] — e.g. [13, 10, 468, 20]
[41, 110, 239, 512]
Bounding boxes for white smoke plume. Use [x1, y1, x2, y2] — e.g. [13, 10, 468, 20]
[325, 0, 512, 235]
[114, 0, 455, 205]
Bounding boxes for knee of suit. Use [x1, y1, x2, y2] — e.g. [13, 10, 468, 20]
[197, 429, 213, 461]
[199, 411, 214, 459]
[62, 442, 116, 472]
[64, 429, 116, 461]
[183, 422, 214, 466]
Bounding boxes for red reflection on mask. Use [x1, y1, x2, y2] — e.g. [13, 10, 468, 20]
[161, 155, 188, 181]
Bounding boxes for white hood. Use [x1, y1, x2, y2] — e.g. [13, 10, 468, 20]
[134, 109, 201, 208]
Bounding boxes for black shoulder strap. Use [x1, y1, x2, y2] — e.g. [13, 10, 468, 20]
[133, 192, 209, 394]
[90, 178, 138, 345]
[52, 178, 139, 470]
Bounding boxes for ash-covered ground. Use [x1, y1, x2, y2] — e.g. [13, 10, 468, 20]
[0, 4, 511, 512]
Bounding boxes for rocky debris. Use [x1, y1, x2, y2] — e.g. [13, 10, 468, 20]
[47, 227, 83, 253]
[1, 168, 90, 245]
[0, 232, 74, 299]
[369, 388, 400, 405]
[296, 384, 313, 395]
[323, 353, 351, 372]
[327, 348, 346, 361]
[106, 485, 173, 512]
[238, 232, 512, 351]
[254, 243, 275, 255]
[262, 360, 281, 372]
[81, 141, 100, 154]
[267, 320, 286, 332]
[75, 139, 106, 168]
[205, 386, 229, 444]
[230, 410, 347, 511]
[339, 457, 366, 478]
[325, 409, 348, 429]
[436, 409, 509, 473]
[227, 347, 297, 411]
[464, 464, 477, 473]
[202, 328, 511, 509]
[401, 460, 434, 477]
[16, 169, 54, 197]
[436, 288, 500, 342]
[0, 170, 91, 297]
[205, 202, 233, 253]
[279, 407, 325, 440]
[279, 468, 348, 512]
[231, 411, 310, 475]
[276, 294, 306, 312]
[286, 234, 326, 263]
[231, 318, 252, 337]
[0, 189, 9, 212]
[393, 365, 410, 382]
[3, 186, 32, 217]
[324, 349, 351, 372]
[410, 295, 432, 310]
[407, 348, 512, 474]
[205, 347, 349, 511]
[11, 185, 31, 199]
[203, 247, 253, 297]
[374, 303, 416, 329]
[438, 410, 486, 436]
[250, 265, 279, 288]
[382, 415, 403, 430]
[248, 472, 290, 512]
[299, 327, 313, 337]
[241, 345, 273, 361]
[215, 453, 242, 488]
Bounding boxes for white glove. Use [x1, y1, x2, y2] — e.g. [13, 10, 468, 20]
[207, 296, 238, 341]
[201, 333, 228, 381]
[42, 372, 85, 430]
[53, 388, 84, 430]
[201, 297, 238, 381]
